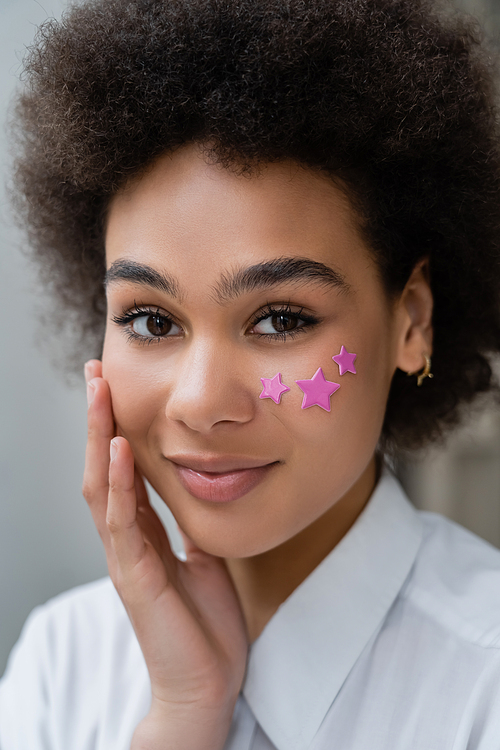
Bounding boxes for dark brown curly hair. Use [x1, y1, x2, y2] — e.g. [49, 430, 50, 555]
[9, 0, 500, 451]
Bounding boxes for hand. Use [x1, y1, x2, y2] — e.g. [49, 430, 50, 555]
[83, 360, 249, 749]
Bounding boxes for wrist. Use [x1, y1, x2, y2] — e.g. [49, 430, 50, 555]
[130, 696, 238, 750]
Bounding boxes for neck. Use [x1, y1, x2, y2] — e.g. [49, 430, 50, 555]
[224, 456, 379, 643]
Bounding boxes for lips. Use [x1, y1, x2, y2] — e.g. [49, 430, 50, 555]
[169, 455, 278, 503]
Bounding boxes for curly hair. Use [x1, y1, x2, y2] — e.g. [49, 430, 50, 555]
[9, 0, 500, 451]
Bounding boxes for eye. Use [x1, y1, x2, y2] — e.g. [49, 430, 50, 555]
[252, 312, 306, 335]
[248, 304, 320, 340]
[131, 312, 181, 338]
[111, 306, 182, 342]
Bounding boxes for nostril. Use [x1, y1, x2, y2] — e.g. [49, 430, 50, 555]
[166, 387, 255, 432]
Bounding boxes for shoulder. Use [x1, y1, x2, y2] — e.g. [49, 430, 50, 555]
[34, 575, 126, 634]
[0, 577, 149, 749]
[0, 576, 140, 696]
[12, 576, 128, 655]
[404, 510, 500, 649]
[40, 574, 121, 614]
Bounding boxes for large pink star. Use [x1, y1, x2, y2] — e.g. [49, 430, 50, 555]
[259, 372, 290, 404]
[295, 368, 340, 411]
[332, 345, 357, 376]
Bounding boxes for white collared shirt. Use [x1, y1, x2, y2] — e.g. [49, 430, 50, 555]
[2, 467, 500, 749]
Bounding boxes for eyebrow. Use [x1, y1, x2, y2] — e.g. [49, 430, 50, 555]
[104, 256, 349, 304]
[213, 257, 350, 303]
[105, 260, 182, 299]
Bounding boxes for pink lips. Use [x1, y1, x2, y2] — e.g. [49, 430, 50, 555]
[170, 456, 277, 503]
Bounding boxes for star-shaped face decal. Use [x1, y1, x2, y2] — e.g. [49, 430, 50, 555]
[295, 367, 340, 411]
[259, 372, 291, 404]
[332, 345, 357, 376]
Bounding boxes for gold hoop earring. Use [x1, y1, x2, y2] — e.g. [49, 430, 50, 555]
[407, 354, 433, 387]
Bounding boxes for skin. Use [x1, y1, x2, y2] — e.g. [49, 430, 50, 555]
[82, 142, 433, 748]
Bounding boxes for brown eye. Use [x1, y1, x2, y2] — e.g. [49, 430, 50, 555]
[131, 312, 181, 338]
[146, 313, 172, 336]
[271, 314, 298, 332]
[251, 310, 307, 336]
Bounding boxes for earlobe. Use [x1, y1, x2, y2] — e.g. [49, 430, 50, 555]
[395, 259, 434, 376]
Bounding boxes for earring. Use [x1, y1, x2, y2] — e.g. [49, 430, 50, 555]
[407, 354, 433, 387]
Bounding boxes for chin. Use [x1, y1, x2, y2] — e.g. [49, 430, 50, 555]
[177, 517, 275, 559]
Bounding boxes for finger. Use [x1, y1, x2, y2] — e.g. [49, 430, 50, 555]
[84, 359, 102, 383]
[134, 470, 181, 573]
[82, 377, 115, 542]
[107, 436, 148, 571]
[133, 473, 166, 549]
[134, 468, 150, 510]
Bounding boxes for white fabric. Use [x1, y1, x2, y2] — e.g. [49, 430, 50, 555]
[2, 467, 500, 749]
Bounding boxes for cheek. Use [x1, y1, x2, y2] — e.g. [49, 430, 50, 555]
[274, 332, 391, 471]
[285, 376, 382, 471]
[102, 342, 163, 441]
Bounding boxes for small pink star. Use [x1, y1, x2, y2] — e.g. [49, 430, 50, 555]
[332, 345, 357, 376]
[295, 368, 340, 411]
[259, 372, 290, 404]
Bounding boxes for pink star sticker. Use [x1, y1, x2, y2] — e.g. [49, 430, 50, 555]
[295, 368, 340, 411]
[259, 372, 290, 404]
[332, 345, 357, 375]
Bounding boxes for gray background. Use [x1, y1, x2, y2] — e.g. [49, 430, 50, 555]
[1, 0, 499, 677]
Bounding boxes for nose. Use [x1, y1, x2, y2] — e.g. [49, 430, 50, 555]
[165, 341, 255, 433]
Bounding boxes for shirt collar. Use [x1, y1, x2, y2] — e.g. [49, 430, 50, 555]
[242, 465, 423, 750]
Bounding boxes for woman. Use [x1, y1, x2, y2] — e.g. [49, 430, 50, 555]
[1, 0, 500, 748]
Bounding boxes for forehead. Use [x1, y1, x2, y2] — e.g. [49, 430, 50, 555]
[105, 143, 372, 284]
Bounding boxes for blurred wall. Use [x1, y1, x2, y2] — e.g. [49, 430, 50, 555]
[1, 0, 500, 677]
[398, 408, 500, 547]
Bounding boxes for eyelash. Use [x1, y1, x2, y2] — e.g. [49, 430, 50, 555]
[111, 302, 320, 344]
[249, 303, 320, 341]
[111, 304, 175, 345]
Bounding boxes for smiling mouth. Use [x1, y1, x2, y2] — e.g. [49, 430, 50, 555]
[168, 456, 279, 503]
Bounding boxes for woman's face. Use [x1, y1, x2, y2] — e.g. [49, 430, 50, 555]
[103, 143, 408, 557]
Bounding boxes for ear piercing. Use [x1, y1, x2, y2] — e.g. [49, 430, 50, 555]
[407, 354, 433, 386]
[260, 345, 357, 410]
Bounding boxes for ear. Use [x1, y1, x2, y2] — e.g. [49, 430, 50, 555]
[394, 259, 434, 374]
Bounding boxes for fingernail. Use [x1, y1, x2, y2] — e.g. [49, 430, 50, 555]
[110, 439, 118, 462]
[86, 381, 96, 407]
[84, 362, 91, 383]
